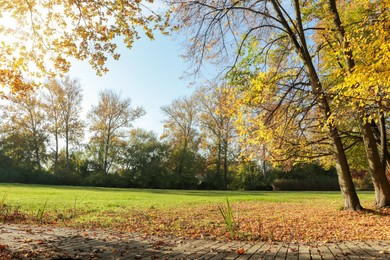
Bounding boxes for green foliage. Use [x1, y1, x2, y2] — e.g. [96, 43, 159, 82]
[269, 164, 339, 191]
[229, 161, 272, 191]
[218, 197, 236, 238]
[119, 129, 171, 188]
[1, 192, 8, 207]
[272, 178, 340, 191]
[36, 199, 48, 223]
[352, 172, 374, 191]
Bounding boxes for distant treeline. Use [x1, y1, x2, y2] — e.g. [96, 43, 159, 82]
[0, 76, 373, 191]
[0, 149, 352, 191]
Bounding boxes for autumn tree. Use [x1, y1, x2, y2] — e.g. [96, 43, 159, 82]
[119, 128, 170, 188]
[306, 0, 390, 207]
[0, 0, 166, 93]
[161, 96, 201, 188]
[88, 89, 145, 174]
[0, 92, 47, 171]
[43, 76, 84, 174]
[194, 85, 237, 189]
[169, 0, 364, 209]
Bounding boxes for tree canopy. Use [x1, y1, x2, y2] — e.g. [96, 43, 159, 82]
[0, 0, 166, 93]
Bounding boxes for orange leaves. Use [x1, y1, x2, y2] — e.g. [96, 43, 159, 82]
[236, 248, 245, 255]
[57, 201, 390, 243]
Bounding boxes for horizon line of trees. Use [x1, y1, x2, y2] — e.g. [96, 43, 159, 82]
[0, 74, 377, 192]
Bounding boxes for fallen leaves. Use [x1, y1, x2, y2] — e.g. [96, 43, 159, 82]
[236, 248, 245, 255]
[2, 200, 390, 242]
[108, 201, 390, 242]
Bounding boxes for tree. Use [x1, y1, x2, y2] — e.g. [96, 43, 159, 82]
[0, 92, 47, 170]
[169, 0, 364, 209]
[43, 76, 84, 174]
[161, 96, 201, 188]
[88, 89, 145, 174]
[329, 0, 390, 207]
[119, 128, 170, 188]
[42, 81, 63, 174]
[312, 0, 390, 207]
[0, 0, 166, 93]
[194, 85, 237, 189]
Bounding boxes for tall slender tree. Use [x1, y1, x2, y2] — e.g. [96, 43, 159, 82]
[43, 76, 84, 174]
[88, 89, 145, 174]
[161, 96, 200, 188]
[194, 85, 237, 189]
[0, 92, 47, 170]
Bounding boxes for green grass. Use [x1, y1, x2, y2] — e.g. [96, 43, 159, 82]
[0, 183, 375, 213]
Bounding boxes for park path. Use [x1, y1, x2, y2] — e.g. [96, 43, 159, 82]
[0, 224, 389, 259]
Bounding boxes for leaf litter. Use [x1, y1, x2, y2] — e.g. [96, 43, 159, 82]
[2, 201, 390, 242]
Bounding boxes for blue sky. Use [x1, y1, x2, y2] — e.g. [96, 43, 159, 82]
[68, 32, 196, 135]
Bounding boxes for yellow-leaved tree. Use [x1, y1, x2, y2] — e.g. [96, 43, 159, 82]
[169, 0, 389, 209]
[313, 0, 390, 207]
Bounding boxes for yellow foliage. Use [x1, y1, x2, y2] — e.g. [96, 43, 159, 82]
[0, 0, 166, 93]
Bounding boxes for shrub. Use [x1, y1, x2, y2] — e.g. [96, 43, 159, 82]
[353, 173, 374, 191]
[272, 177, 340, 191]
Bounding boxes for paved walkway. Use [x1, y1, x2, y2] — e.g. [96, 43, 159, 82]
[0, 224, 389, 259]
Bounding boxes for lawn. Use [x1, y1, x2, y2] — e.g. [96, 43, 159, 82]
[0, 183, 389, 242]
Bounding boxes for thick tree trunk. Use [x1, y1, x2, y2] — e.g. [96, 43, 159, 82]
[361, 121, 390, 207]
[379, 112, 390, 175]
[370, 120, 390, 174]
[331, 127, 363, 210]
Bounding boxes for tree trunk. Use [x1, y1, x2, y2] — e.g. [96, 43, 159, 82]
[104, 132, 111, 174]
[216, 137, 222, 184]
[331, 127, 363, 210]
[54, 131, 59, 174]
[34, 138, 42, 171]
[177, 139, 188, 188]
[65, 128, 70, 173]
[379, 112, 390, 176]
[223, 139, 228, 190]
[361, 121, 390, 207]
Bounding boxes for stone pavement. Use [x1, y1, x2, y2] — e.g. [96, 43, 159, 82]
[0, 224, 389, 259]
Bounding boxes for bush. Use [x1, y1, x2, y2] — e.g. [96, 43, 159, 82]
[353, 173, 374, 191]
[272, 177, 340, 191]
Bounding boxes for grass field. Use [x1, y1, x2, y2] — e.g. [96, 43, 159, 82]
[0, 183, 389, 242]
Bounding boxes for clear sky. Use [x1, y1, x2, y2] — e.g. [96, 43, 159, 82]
[68, 32, 195, 136]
